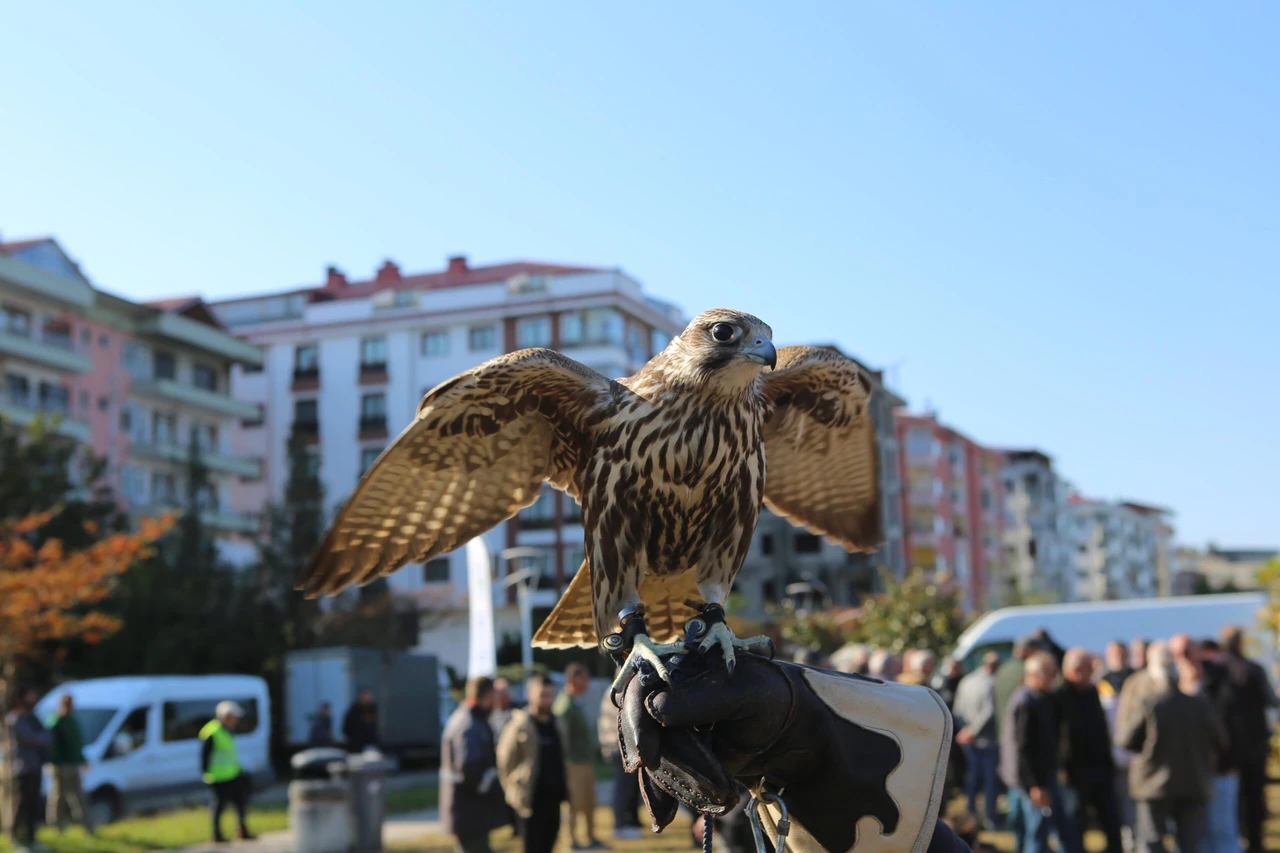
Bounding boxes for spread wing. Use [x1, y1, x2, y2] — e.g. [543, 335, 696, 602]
[760, 346, 883, 552]
[297, 349, 615, 596]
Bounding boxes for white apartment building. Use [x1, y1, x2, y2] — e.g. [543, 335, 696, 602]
[1065, 496, 1174, 601]
[210, 255, 685, 671]
[0, 238, 264, 564]
[1000, 449, 1074, 602]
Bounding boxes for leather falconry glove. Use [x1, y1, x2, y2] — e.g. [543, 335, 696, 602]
[616, 651, 961, 853]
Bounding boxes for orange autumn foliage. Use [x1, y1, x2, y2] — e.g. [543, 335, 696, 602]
[0, 511, 173, 667]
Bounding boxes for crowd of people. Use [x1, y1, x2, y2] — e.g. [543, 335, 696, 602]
[818, 626, 1275, 853]
[440, 663, 642, 853]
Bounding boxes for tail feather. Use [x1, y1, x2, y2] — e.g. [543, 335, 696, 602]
[532, 560, 597, 649]
[532, 563, 705, 649]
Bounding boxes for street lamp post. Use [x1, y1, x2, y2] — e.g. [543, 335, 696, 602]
[501, 547, 545, 674]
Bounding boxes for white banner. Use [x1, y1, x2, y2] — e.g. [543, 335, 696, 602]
[466, 537, 496, 678]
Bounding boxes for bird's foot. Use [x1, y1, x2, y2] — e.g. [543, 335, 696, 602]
[682, 601, 773, 675]
[604, 605, 686, 695]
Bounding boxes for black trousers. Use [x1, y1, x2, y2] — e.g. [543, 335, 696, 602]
[520, 797, 563, 853]
[1237, 759, 1267, 853]
[210, 774, 250, 839]
[1068, 768, 1124, 853]
[9, 772, 42, 846]
[1135, 798, 1206, 853]
[611, 752, 642, 830]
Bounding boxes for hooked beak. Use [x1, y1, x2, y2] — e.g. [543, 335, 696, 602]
[741, 337, 777, 370]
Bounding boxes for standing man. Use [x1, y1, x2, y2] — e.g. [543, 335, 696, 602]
[343, 688, 379, 753]
[994, 636, 1038, 736]
[1058, 648, 1123, 853]
[1199, 637, 1242, 853]
[498, 673, 568, 853]
[308, 702, 334, 747]
[440, 677, 509, 853]
[1099, 640, 1133, 700]
[953, 651, 1001, 829]
[1217, 626, 1275, 853]
[553, 663, 606, 851]
[5, 687, 51, 851]
[1000, 652, 1081, 853]
[598, 679, 642, 840]
[489, 679, 514, 740]
[199, 701, 255, 844]
[1118, 640, 1226, 853]
[47, 693, 94, 835]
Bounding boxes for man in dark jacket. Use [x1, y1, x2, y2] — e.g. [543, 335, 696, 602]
[343, 688, 379, 753]
[47, 693, 94, 834]
[1117, 639, 1227, 853]
[1001, 652, 1081, 853]
[1200, 638, 1243, 853]
[1217, 626, 1275, 853]
[1058, 648, 1122, 853]
[5, 687, 52, 851]
[308, 702, 334, 747]
[441, 677, 509, 853]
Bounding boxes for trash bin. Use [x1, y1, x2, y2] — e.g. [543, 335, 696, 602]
[347, 751, 397, 852]
[289, 748, 353, 853]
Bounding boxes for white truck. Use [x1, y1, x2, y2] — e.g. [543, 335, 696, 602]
[284, 647, 448, 760]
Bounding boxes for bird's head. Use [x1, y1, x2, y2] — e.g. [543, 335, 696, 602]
[659, 308, 776, 389]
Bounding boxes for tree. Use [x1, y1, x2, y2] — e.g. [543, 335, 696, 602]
[1256, 558, 1280, 639]
[845, 569, 971, 657]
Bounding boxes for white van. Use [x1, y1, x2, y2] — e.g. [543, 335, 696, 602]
[34, 675, 271, 825]
[951, 593, 1274, 672]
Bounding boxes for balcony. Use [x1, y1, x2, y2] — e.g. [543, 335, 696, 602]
[359, 362, 388, 385]
[0, 397, 91, 442]
[291, 366, 320, 392]
[131, 378, 258, 420]
[130, 505, 260, 535]
[128, 441, 260, 478]
[0, 328, 92, 373]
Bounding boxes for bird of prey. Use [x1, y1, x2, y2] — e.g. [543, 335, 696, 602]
[297, 308, 882, 685]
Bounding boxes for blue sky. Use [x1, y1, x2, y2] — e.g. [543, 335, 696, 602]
[2, 3, 1277, 547]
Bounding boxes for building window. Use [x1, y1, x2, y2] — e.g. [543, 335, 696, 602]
[360, 446, 382, 476]
[905, 429, 933, 458]
[469, 325, 496, 351]
[0, 305, 31, 337]
[152, 412, 177, 445]
[241, 361, 263, 374]
[194, 423, 218, 453]
[38, 382, 70, 416]
[192, 363, 218, 392]
[585, 309, 624, 345]
[360, 393, 387, 431]
[421, 330, 449, 357]
[394, 289, 417, 308]
[78, 389, 89, 414]
[294, 399, 319, 434]
[294, 344, 319, 379]
[151, 472, 177, 505]
[153, 350, 177, 380]
[121, 465, 145, 504]
[519, 487, 557, 528]
[96, 395, 109, 414]
[42, 318, 72, 349]
[794, 533, 822, 554]
[6, 374, 30, 407]
[562, 497, 582, 523]
[516, 317, 551, 349]
[241, 402, 265, 429]
[79, 328, 91, 346]
[651, 329, 672, 354]
[360, 336, 387, 374]
[760, 534, 775, 556]
[423, 557, 451, 584]
[627, 323, 647, 362]
[123, 342, 150, 381]
[560, 313, 584, 346]
[99, 333, 110, 350]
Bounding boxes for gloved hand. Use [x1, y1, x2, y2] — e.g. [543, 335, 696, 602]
[617, 651, 909, 852]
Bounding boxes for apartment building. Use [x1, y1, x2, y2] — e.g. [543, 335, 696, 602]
[209, 254, 684, 668]
[1000, 449, 1074, 602]
[1065, 496, 1174, 601]
[734, 345, 906, 617]
[895, 412, 1005, 611]
[0, 238, 263, 563]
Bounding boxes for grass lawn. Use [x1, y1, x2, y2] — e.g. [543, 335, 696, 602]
[388, 805, 697, 853]
[0, 786, 438, 853]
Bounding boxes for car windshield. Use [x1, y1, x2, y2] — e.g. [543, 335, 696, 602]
[70, 707, 120, 746]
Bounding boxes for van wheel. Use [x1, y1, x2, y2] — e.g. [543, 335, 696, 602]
[89, 787, 122, 826]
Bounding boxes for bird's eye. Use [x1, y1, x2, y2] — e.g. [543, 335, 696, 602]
[711, 323, 736, 343]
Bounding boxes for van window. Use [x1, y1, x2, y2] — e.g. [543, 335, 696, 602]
[70, 707, 119, 746]
[961, 641, 1014, 673]
[104, 706, 150, 759]
[163, 698, 259, 741]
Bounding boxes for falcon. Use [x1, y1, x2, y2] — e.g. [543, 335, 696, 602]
[297, 309, 883, 686]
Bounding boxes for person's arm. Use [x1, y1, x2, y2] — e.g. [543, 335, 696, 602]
[1012, 700, 1039, 789]
[1116, 697, 1147, 754]
[201, 736, 214, 774]
[457, 722, 498, 794]
[15, 716, 52, 752]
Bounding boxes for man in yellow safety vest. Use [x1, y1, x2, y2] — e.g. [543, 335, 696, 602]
[199, 701, 255, 843]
